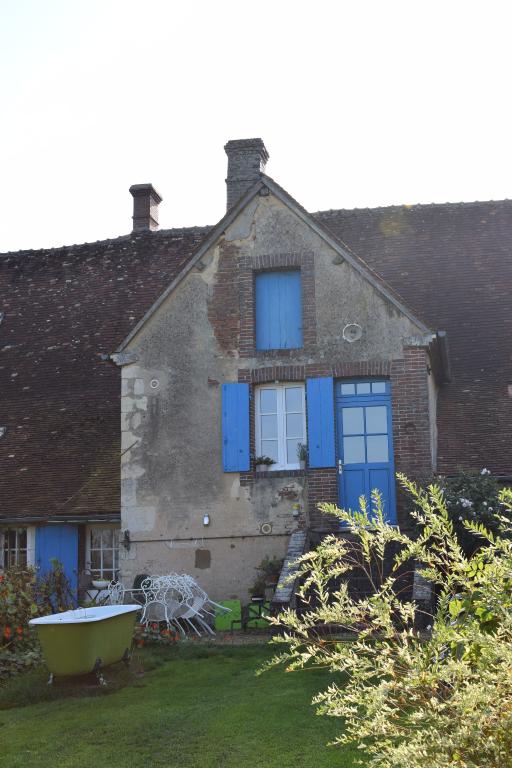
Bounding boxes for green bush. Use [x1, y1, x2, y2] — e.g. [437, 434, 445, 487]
[437, 469, 504, 554]
[264, 477, 512, 768]
[0, 560, 73, 682]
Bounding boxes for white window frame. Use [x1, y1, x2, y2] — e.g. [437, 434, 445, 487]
[85, 525, 120, 581]
[255, 383, 306, 471]
[0, 526, 35, 570]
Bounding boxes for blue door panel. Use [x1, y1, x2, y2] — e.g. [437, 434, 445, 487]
[368, 468, 392, 516]
[343, 468, 366, 513]
[336, 380, 397, 524]
[36, 525, 79, 599]
[255, 271, 302, 350]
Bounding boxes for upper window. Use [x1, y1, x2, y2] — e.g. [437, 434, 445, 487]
[255, 384, 306, 470]
[255, 270, 302, 350]
[86, 527, 120, 581]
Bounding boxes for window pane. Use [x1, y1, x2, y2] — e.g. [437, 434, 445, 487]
[356, 383, 371, 394]
[285, 387, 302, 412]
[340, 383, 356, 395]
[90, 551, 101, 571]
[113, 529, 120, 546]
[102, 550, 113, 570]
[261, 414, 278, 439]
[367, 435, 389, 462]
[343, 436, 365, 464]
[90, 529, 102, 548]
[101, 529, 113, 548]
[371, 382, 386, 394]
[18, 550, 27, 567]
[342, 407, 364, 435]
[286, 413, 303, 438]
[260, 389, 277, 413]
[365, 406, 388, 434]
[261, 440, 279, 462]
[286, 439, 301, 464]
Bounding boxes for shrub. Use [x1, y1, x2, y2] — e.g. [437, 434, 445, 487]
[264, 477, 512, 768]
[0, 567, 42, 682]
[436, 469, 504, 554]
[0, 560, 74, 682]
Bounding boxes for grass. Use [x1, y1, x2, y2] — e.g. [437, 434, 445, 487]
[0, 643, 360, 768]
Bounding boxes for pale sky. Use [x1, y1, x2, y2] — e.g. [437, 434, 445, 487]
[1, 0, 511, 252]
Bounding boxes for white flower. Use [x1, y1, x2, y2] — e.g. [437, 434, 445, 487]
[488, 507, 493, 512]
[481, 468, 491, 475]
[483, 501, 488, 506]
[458, 516, 463, 521]
[459, 498, 473, 508]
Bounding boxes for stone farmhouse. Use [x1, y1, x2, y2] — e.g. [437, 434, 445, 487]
[1, 138, 511, 600]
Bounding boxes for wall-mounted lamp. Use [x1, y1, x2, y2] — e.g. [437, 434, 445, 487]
[203, 513, 210, 526]
[122, 529, 131, 551]
[292, 503, 301, 518]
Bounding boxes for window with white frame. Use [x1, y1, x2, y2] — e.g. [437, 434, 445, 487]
[1, 527, 35, 569]
[86, 526, 120, 581]
[255, 384, 306, 470]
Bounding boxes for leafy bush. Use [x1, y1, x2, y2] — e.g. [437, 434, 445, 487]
[437, 469, 504, 553]
[0, 560, 74, 682]
[0, 568, 41, 681]
[264, 477, 512, 768]
[35, 558, 75, 613]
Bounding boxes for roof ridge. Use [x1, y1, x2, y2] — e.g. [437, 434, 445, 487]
[313, 198, 512, 216]
[0, 224, 212, 259]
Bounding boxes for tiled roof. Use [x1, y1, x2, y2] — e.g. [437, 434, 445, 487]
[1, 197, 511, 521]
[0, 227, 210, 521]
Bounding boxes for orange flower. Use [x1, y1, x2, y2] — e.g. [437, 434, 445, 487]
[16, 626, 23, 635]
[3, 626, 11, 639]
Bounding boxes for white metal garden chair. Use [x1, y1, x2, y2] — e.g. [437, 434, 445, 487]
[106, 580, 125, 605]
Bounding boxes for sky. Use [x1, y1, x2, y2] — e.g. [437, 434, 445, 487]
[1, 0, 511, 252]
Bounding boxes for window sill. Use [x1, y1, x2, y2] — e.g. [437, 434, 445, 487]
[254, 469, 305, 479]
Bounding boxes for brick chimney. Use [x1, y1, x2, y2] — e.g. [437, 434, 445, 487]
[224, 138, 269, 211]
[129, 184, 162, 232]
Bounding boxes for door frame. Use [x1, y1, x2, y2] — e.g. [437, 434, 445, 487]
[335, 379, 397, 524]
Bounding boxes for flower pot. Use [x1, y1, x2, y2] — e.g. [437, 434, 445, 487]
[299, 460, 306, 470]
[256, 464, 268, 473]
[92, 579, 110, 590]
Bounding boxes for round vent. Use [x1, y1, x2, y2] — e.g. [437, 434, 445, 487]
[150, 379, 159, 389]
[260, 522, 273, 535]
[342, 323, 363, 343]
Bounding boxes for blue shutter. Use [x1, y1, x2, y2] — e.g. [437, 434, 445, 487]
[222, 383, 250, 472]
[306, 377, 335, 468]
[255, 271, 302, 350]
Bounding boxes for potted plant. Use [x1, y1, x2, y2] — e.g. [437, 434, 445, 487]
[297, 443, 307, 470]
[249, 555, 284, 601]
[254, 455, 276, 473]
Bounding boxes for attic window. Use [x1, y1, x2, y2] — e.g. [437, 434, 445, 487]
[255, 270, 302, 350]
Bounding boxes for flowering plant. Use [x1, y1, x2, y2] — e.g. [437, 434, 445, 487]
[436, 469, 504, 554]
[133, 622, 180, 647]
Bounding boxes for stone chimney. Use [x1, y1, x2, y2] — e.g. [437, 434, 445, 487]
[129, 184, 162, 232]
[224, 138, 269, 211]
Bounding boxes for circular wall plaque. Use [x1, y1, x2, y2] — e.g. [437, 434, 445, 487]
[342, 323, 363, 343]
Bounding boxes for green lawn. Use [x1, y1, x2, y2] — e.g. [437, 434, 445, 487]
[0, 644, 359, 768]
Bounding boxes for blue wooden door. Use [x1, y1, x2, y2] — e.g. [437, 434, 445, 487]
[335, 380, 397, 523]
[36, 525, 79, 602]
